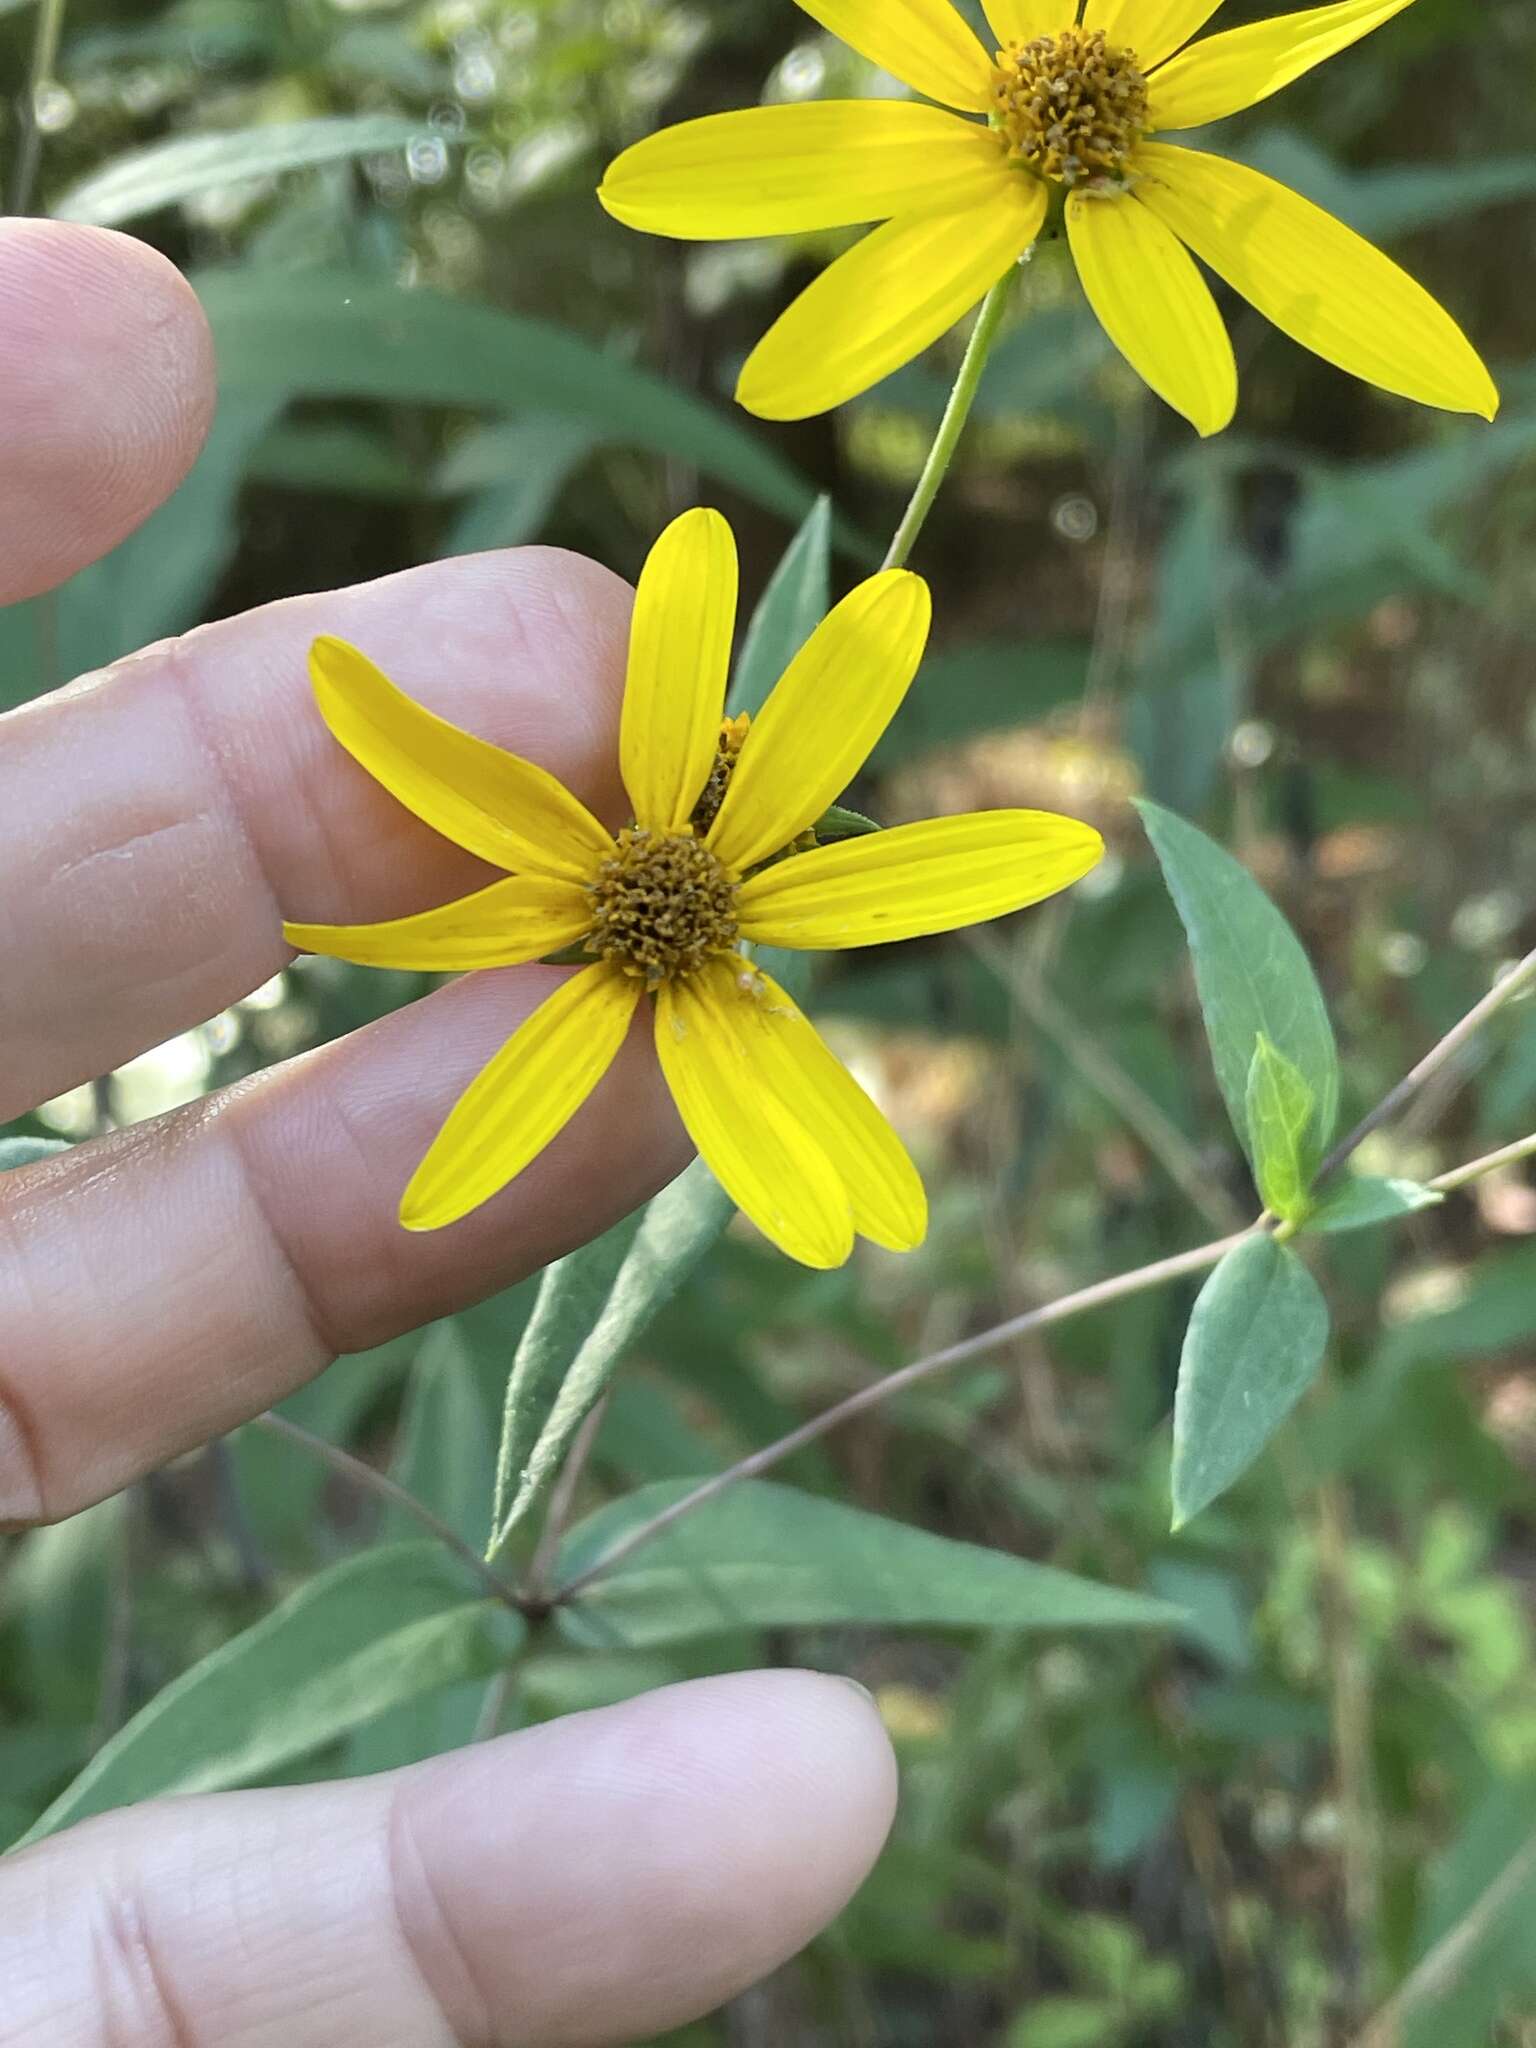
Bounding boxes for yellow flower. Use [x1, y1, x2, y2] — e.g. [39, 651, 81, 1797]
[598, 0, 1497, 434]
[283, 510, 1103, 1267]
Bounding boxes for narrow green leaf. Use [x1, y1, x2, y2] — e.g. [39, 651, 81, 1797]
[198, 269, 821, 528]
[383, 1324, 495, 1549]
[0, 1138, 69, 1172]
[728, 496, 831, 719]
[1172, 1236, 1330, 1530]
[815, 803, 882, 841]
[15, 1544, 521, 1847]
[54, 115, 430, 227]
[1305, 1175, 1444, 1236]
[1137, 800, 1339, 1165]
[490, 1169, 731, 1554]
[556, 1481, 1178, 1647]
[1245, 1033, 1317, 1221]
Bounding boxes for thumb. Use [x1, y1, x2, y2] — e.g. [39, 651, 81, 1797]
[1, 1670, 896, 2047]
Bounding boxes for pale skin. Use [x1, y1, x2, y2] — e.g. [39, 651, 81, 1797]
[0, 219, 897, 2046]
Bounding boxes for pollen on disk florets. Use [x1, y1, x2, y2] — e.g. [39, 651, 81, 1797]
[990, 28, 1148, 188]
[689, 712, 752, 836]
[584, 827, 739, 987]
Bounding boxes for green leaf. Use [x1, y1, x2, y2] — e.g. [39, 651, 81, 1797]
[15, 1544, 522, 1848]
[490, 1168, 732, 1555]
[815, 803, 882, 841]
[1137, 800, 1339, 1167]
[0, 1138, 69, 1172]
[198, 269, 820, 528]
[1172, 1235, 1330, 1530]
[555, 1481, 1178, 1647]
[873, 637, 1090, 771]
[1245, 1033, 1317, 1221]
[384, 1324, 496, 1549]
[1306, 1175, 1444, 1237]
[728, 496, 831, 719]
[54, 115, 430, 227]
[1, 1499, 123, 1723]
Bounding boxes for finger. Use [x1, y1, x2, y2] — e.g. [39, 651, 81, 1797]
[0, 546, 635, 1120]
[0, 220, 214, 605]
[0, 1670, 898, 2048]
[0, 960, 689, 1526]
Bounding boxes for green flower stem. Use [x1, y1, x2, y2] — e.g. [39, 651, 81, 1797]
[1430, 1128, 1536, 1195]
[881, 263, 1022, 573]
[8, 0, 69, 215]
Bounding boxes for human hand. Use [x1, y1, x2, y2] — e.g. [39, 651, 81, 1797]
[0, 218, 897, 2045]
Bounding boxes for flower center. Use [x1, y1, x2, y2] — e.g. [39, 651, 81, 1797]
[584, 827, 739, 988]
[689, 712, 752, 836]
[990, 28, 1148, 188]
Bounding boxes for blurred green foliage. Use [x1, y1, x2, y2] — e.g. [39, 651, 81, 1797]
[5, 0, 1536, 2041]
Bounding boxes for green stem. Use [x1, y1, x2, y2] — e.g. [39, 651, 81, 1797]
[1430, 1129, 1536, 1195]
[881, 264, 1022, 573]
[9, 0, 68, 216]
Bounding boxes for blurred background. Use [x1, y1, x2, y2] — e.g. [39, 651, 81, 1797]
[5, 0, 1536, 2040]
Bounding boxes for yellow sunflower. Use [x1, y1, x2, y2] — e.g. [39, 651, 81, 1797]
[598, 0, 1497, 434]
[283, 510, 1103, 1267]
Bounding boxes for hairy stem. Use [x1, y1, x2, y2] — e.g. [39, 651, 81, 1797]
[882, 266, 1021, 573]
[8, 0, 68, 216]
[249, 1412, 531, 1617]
[1318, 945, 1536, 1184]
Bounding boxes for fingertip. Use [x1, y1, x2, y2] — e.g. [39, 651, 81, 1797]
[394, 1668, 899, 2044]
[0, 220, 214, 604]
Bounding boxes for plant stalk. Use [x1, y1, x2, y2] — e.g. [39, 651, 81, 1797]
[881, 265, 1021, 573]
[8, 0, 67, 216]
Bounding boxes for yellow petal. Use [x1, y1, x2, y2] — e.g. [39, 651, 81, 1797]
[738, 810, 1104, 948]
[655, 970, 854, 1268]
[1066, 188, 1235, 435]
[737, 180, 1045, 422]
[793, 0, 996, 111]
[734, 962, 927, 1252]
[283, 875, 593, 972]
[984, 2, 1069, 44]
[308, 636, 614, 881]
[1084, 0, 1224, 68]
[708, 571, 931, 876]
[599, 102, 1016, 240]
[400, 965, 640, 1231]
[1148, 0, 1416, 131]
[1135, 145, 1499, 419]
[621, 508, 737, 834]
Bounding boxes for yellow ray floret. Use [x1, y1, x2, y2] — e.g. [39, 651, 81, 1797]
[598, 0, 1496, 433]
[282, 508, 1103, 1267]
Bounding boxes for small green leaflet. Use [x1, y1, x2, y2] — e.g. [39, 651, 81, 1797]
[1245, 1034, 1317, 1222]
[556, 1481, 1179, 1647]
[1137, 801, 1340, 1179]
[1172, 1234, 1330, 1530]
[1305, 1174, 1443, 1236]
[54, 114, 430, 227]
[15, 1544, 521, 1848]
